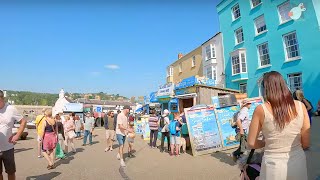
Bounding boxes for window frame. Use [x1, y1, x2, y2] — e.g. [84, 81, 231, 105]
[205, 45, 211, 61]
[192, 56, 196, 67]
[235, 27, 244, 45]
[206, 66, 213, 79]
[287, 73, 302, 92]
[251, 0, 262, 9]
[231, 49, 247, 76]
[257, 42, 271, 67]
[179, 63, 182, 73]
[254, 15, 267, 35]
[282, 31, 301, 61]
[232, 4, 241, 21]
[277, 1, 291, 24]
[239, 83, 247, 94]
[211, 45, 216, 58]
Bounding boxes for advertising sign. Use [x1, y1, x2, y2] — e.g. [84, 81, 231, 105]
[63, 103, 83, 113]
[175, 86, 197, 96]
[215, 106, 240, 149]
[185, 106, 222, 156]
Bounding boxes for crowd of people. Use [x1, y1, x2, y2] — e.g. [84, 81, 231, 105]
[0, 70, 319, 179]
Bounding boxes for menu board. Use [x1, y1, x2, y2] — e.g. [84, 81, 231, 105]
[185, 107, 222, 156]
[215, 106, 240, 149]
[247, 98, 264, 119]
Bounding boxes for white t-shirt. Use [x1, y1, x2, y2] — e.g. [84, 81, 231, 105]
[238, 107, 250, 130]
[0, 104, 23, 151]
[115, 113, 128, 136]
[161, 116, 170, 132]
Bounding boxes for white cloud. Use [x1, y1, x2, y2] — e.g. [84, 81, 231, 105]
[105, 64, 120, 70]
[90, 71, 101, 76]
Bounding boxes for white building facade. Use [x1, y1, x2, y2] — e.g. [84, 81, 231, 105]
[201, 32, 225, 88]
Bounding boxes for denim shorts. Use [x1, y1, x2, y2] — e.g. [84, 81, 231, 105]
[170, 135, 181, 145]
[116, 134, 126, 146]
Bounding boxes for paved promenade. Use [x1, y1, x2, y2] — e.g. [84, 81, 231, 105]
[14, 117, 320, 180]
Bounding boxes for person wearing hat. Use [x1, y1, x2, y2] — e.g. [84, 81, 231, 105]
[116, 105, 132, 167]
[160, 109, 171, 153]
[232, 99, 252, 162]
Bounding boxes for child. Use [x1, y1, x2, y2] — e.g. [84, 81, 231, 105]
[127, 121, 136, 158]
[170, 112, 183, 156]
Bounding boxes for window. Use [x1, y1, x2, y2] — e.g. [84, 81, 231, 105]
[179, 63, 182, 73]
[231, 50, 247, 75]
[192, 56, 196, 67]
[278, 1, 291, 23]
[206, 66, 212, 79]
[239, 83, 247, 93]
[206, 66, 217, 80]
[235, 28, 244, 44]
[167, 66, 173, 77]
[251, 0, 262, 8]
[213, 68, 217, 81]
[283, 31, 300, 60]
[211, 45, 216, 58]
[288, 73, 302, 92]
[257, 42, 270, 66]
[254, 15, 267, 34]
[205, 46, 211, 60]
[232, 55, 240, 75]
[232, 4, 241, 20]
[240, 53, 247, 73]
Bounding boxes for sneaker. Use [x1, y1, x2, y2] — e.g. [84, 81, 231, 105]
[120, 159, 126, 167]
[117, 153, 121, 160]
[110, 148, 113, 151]
[38, 155, 42, 158]
[105, 148, 109, 152]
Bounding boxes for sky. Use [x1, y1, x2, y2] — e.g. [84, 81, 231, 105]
[0, 0, 220, 98]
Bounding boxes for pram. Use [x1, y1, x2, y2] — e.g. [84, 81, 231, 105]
[238, 149, 263, 180]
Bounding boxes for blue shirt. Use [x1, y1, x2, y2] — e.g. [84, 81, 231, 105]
[172, 120, 181, 136]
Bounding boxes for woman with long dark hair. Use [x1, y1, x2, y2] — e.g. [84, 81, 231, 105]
[247, 71, 310, 179]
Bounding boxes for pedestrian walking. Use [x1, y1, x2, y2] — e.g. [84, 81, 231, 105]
[40, 109, 58, 170]
[64, 116, 76, 153]
[232, 99, 252, 161]
[148, 110, 159, 149]
[74, 115, 82, 139]
[160, 109, 170, 153]
[55, 114, 66, 155]
[294, 90, 313, 125]
[104, 111, 116, 152]
[0, 90, 27, 180]
[83, 113, 95, 146]
[169, 112, 182, 156]
[116, 105, 131, 167]
[127, 121, 135, 158]
[247, 71, 310, 180]
[35, 108, 46, 158]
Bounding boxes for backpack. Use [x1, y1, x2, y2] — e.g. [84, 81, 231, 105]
[181, 123, 188, 135]
[169, 121, 177, 135]
[159, 116, 165, 128]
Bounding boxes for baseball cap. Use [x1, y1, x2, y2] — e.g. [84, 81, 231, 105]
[123, 105, 132, 110]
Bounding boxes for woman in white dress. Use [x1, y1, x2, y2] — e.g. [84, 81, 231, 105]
[247, 71, 310, 180]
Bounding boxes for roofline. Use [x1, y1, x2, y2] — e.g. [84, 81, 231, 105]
[167, 45, 202, 67]
[201, 32, 222, 46]
[217, 0, 228, 8]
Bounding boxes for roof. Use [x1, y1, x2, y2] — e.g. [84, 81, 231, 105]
[167, 46, 202, 67]
[201, 32, 222, 46]
[75, 98, 134, 106]
[195, 84, 240, 93]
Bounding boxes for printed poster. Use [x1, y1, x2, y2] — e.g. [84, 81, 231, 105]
[134, 120, 143, 134]
[185, 107, 222, 156]
[215, 106, 240, 148]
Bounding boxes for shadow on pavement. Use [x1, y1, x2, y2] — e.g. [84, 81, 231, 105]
[55, 156, 75, 167]
[26, 172, 61, 180]
[112, 144, 120, 149]
[211, 151, 236, 166]
[14, 148, 33, 154]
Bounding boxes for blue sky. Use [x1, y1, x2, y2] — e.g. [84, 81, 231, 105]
[0, 0, 220, 98]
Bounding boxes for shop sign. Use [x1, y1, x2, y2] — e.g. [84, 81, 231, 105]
[175, 86, 197, 96]
[157, 83, 174, 97]
[175, 76, 216, 90]
[149, 92, 159, 103]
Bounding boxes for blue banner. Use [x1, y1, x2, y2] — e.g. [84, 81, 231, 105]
[149, 92, 159, 103]
[215, 106, 240, 148]
[175, 76, 198, 90]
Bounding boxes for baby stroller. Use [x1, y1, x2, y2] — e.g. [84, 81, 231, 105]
[238, 149, 263, 180]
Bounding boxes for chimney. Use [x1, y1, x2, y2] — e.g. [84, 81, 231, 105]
[178, 53, 183, 59]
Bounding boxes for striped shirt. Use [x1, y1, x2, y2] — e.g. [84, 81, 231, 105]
[148, 115, 159, 131]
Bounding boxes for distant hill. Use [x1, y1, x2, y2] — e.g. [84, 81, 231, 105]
[5, 90, 129, 106]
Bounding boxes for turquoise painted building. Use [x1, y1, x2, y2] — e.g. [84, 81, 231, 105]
[217, 0, 320, 107]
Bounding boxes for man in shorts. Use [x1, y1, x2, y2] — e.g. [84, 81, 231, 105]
[0, 90, 27, 180]
[115, 105, 131, 167]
